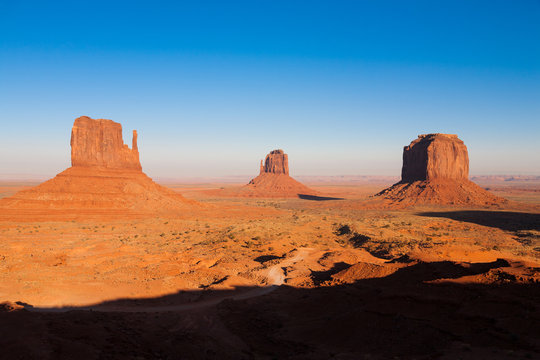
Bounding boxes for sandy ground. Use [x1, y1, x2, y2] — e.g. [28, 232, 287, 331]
[0, 180, 539, 359]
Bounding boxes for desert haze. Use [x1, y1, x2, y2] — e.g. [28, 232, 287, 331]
[0, 117, 538, 359]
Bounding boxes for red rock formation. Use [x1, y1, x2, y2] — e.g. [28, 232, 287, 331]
[71, 116, 142, 171]
[401, 134, 468, 182]
[0, 116, 194, 218]
[261, 149, 289, 175]
[376, 134, 507, 206]
[232, 149, 318, 198]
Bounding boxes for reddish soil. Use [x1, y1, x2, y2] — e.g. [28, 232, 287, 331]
[1, 123, 538, 358]
[0, 181, 539, 359]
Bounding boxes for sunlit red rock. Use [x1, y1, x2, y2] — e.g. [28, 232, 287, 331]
[260, 149, 289, 175]
[71, 116, 142, 171]
[376, 134, 507, 206]
[401, 134, 469, 182]
[233, 149, 318, 198]
[0, 116, 194, 218]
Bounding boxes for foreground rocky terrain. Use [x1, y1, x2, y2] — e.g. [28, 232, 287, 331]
[0, 181, 539, 359]
[1, 120, 538, 359]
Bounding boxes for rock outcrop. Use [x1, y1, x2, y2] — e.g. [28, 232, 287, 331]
[232, 149, 318, 198]
[401, 134, 468, 182]
[260, 149, 289, 175]
[376, 134, 507, 206]
[0, 116, 194, 219]
[71, 116, 142, 170]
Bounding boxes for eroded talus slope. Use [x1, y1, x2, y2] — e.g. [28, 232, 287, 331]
[232, 149, 319, 198]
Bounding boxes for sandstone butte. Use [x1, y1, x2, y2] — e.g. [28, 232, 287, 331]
[0, 116, 194, 219]
[233, 149, 319, 198]
[376, 133, 507, 206]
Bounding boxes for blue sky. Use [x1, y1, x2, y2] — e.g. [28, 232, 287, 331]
[1, 0, 539, 178]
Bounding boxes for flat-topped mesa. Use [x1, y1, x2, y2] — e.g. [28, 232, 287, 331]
[401, 133, 469, 183]
[70, 116, 142, 171]
[375, 133, 507, 206]
[261, 149, 289, 175]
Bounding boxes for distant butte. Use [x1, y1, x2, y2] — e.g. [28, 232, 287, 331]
[376, 134, 507, 206]
[259, 149, 289, 175]
[0, 116, 194, 219]
[232, 149, 319, 198]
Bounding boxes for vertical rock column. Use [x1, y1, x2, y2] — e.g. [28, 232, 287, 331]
[262, 149, 289, 175]
[401, 134, 469, 183]
[70, 116, 142, 171]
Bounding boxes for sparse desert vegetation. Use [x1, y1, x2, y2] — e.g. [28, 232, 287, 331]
[2, 2, 539, 357]
[0, 180, 539, 358]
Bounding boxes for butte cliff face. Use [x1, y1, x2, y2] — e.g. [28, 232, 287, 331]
[376, 134, 506, 206]
[71, 116, 142, 171]
[231, 149, 318, 198]
[0, 116, 193, 219]
[401, 134, 469, 182]
[260, 149, 289, 175]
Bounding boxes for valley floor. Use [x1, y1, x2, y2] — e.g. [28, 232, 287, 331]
[0, 181, 539, 359]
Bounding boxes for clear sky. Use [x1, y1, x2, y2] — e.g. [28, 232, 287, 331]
[1, 0, 539, 179]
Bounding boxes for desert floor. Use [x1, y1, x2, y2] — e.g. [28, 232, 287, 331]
[0, 180, 539, 359]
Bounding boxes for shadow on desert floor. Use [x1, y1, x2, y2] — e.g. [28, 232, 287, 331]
[3, 258, 539, 359]
[298, 194, 345, 201]
[417, 210, 540, 232]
